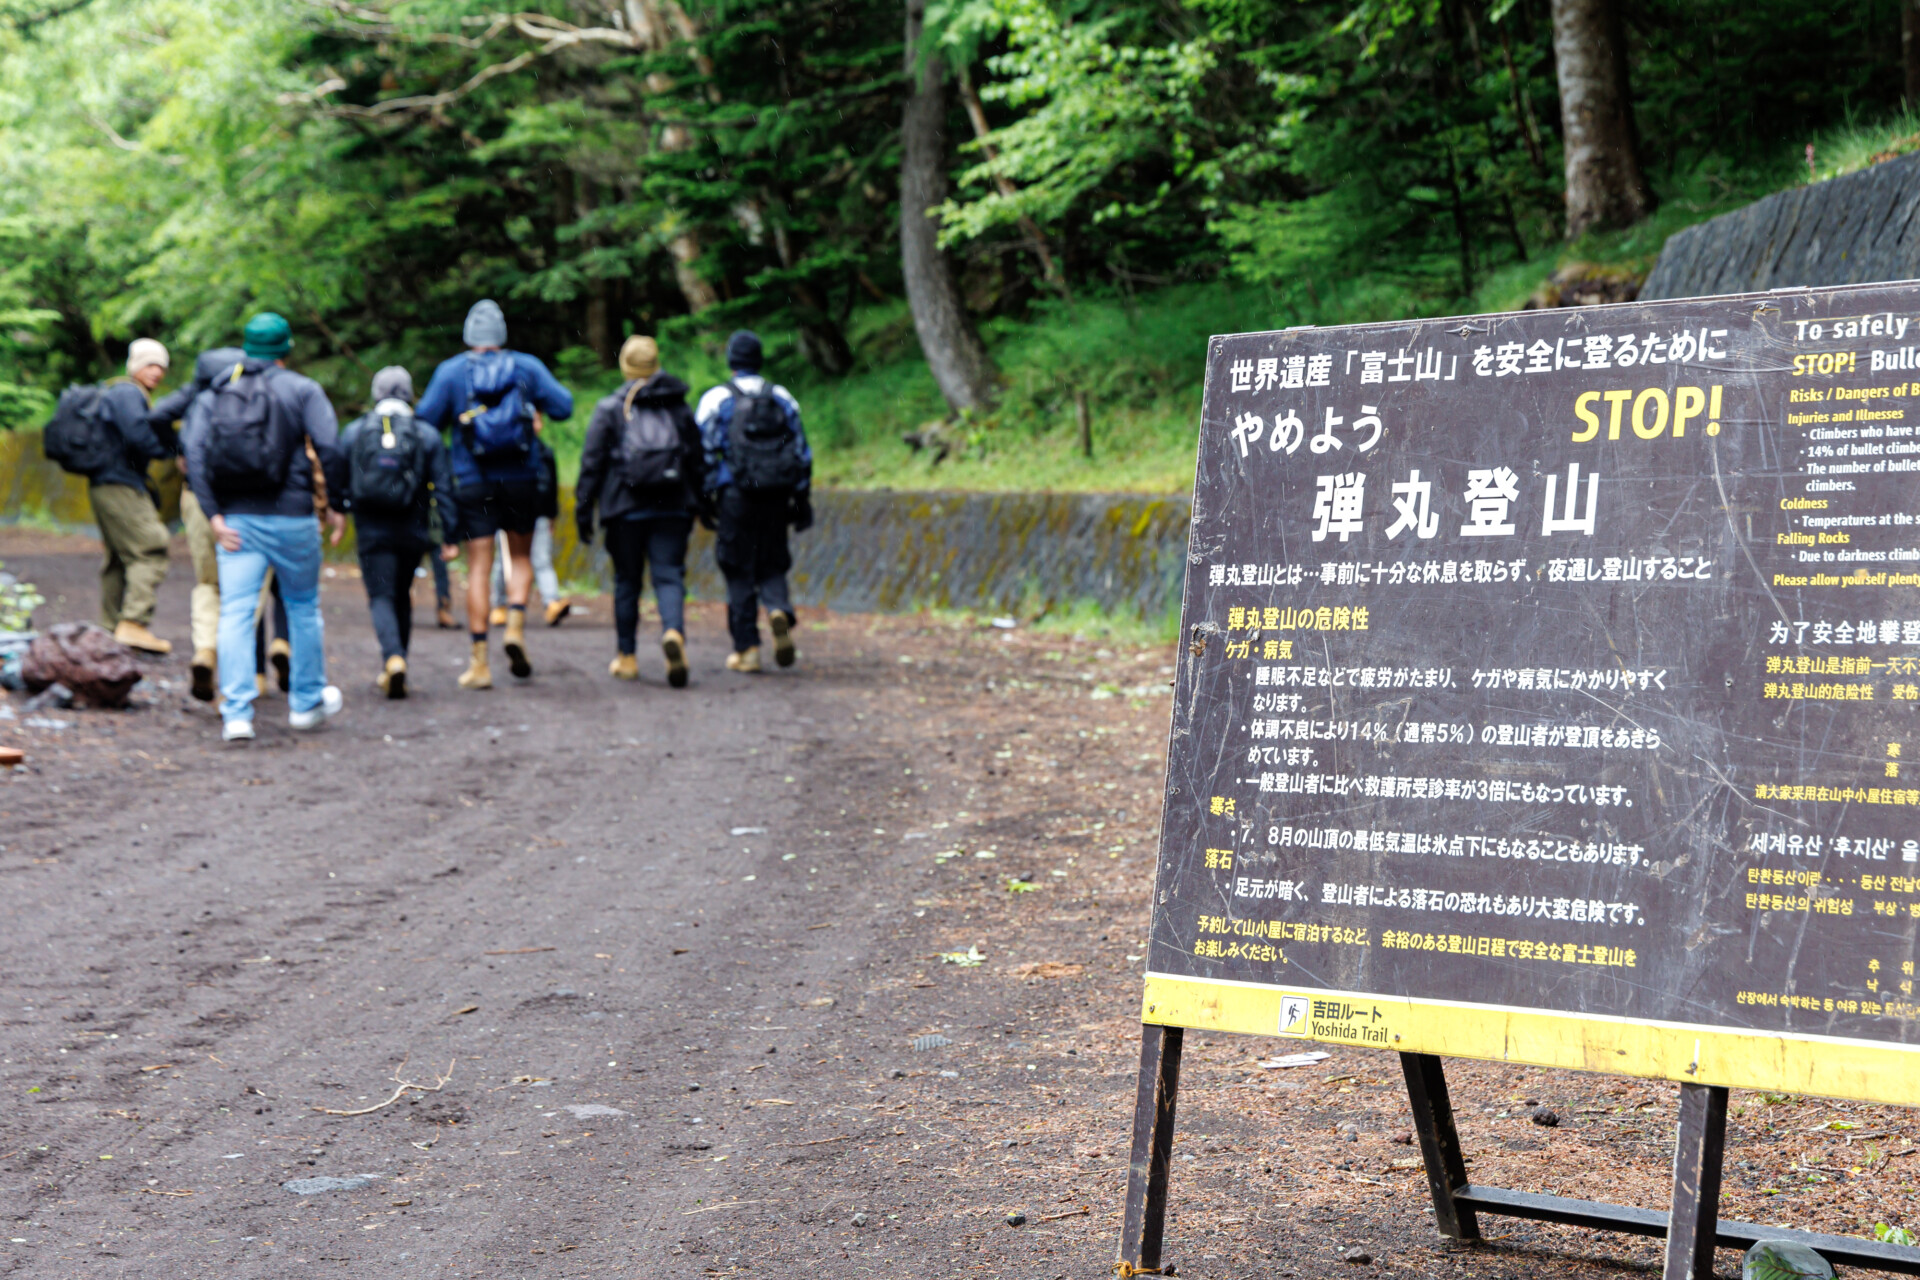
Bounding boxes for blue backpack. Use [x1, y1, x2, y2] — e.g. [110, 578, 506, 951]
[458, 351, 531, 461]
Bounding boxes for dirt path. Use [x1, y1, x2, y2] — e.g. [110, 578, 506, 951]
[1, 530, 1915, 1280]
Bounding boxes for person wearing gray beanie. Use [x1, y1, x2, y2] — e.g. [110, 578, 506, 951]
[414, 299, 575, 689]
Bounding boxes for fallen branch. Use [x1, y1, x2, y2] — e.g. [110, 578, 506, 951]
[311, 1059, 454, 1117]
[484, 946, 555, 956]
[1040, 1206, 1091, 1222]
[777, 1135, 850, 1148]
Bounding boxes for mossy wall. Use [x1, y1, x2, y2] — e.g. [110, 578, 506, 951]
[3, 431, 1193, 620]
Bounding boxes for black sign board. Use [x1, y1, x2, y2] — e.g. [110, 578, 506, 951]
[1146, 282, 1920, 1105]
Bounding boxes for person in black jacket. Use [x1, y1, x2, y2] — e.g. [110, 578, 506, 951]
[90, 338, 177, 655]
[337, 367, 457, 699]
[574, 336, 705, 687]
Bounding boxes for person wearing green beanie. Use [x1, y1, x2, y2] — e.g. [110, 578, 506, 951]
[183, 311, 350, 741]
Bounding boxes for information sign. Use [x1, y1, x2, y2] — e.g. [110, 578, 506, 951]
[1146, 282, 1920, 1105]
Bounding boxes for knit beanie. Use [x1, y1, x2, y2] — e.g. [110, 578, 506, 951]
[463, 299, 508, 348]
[370, 365, 415, 405]
[725, 329, 763, 372]
[242, 312, 293, 361]
[125, 338, 170, 376]
[619, 335, 660, 381]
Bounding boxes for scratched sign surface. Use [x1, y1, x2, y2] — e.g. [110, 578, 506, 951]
[1147, 283, 1920, 1096]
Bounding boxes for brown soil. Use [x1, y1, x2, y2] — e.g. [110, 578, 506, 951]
[0, 529, 1915, 1278]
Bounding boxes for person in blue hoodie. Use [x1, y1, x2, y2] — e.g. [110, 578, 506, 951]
[414, 300, 573, 689]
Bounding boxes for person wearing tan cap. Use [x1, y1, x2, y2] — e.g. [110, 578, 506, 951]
[90, 337, 178, 654]
[574, 335, 705, 686]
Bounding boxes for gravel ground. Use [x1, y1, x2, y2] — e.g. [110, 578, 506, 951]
[0, 529, 1915, 1280]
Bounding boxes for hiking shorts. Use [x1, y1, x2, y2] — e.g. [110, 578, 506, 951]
[455, 478, 540, 541]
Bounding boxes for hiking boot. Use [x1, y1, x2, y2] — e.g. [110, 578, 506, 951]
[113, 620, 172, 655]
[488, 606, 508, 628]
[458, 641, 492, 690]
[289, 684, 344, 730]
[545, 597, 572, 626]
[436, 595, 457, 629]
[609, 653, 639, 681]
[661, 629, 688, 689]
[190, 649, 216, 703]
[378, 654, 408, 700]
[725, 646, 762, 673]
[221, 719, 255, 744]
[269, 637, 291, 691]
[503, 609, 532, 678]
[768, 610, 796, 668]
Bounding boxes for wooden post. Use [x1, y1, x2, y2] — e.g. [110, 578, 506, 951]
[1663, 1082, 1729, 1280]
[1400, 1052, 1480, 1240]
[1075, 389, 1092, 459]
[1119, 1023, 1183, 1274]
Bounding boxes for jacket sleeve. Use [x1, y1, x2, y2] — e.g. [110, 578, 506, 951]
[675, 402, 707, 498]
[300, 383, 349, 512]
[574, 398, 616, 532]
[145, 384, 195, 456]
[780, 390, 813, 493]
[695, 386, 731, 492]
[107, 385, 171, 464]
[184, 394, 219, 518]
[414, 360, 459, 432]
[521, 354, 575, 422]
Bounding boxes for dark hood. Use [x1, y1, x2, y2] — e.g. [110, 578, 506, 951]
[193, 347, 247, 389]
[626, 372, 689, 405]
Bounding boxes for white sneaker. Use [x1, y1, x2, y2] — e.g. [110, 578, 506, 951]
[222, 719, 255, 743]
[288, 685, 344, 731]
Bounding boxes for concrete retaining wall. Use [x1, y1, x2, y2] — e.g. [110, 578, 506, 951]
[2, 429, 1193, 620]
[1642, 151, 1920, 299]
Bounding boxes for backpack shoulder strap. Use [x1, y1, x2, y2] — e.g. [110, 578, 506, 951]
[624, 380, 644, 418]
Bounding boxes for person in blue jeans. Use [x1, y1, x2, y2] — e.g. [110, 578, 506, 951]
[414, 299, 574, 689]
[575, 336, 705, 686]
[183, 312, 348, 742]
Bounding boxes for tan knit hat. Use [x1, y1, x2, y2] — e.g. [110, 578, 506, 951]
[125, 338, 170, 376]
[619, 335, 659, 381]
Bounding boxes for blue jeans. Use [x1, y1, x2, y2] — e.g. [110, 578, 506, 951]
[217, 514, 327, 721]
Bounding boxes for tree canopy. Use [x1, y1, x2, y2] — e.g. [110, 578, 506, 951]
[0, 0, 1907, 429]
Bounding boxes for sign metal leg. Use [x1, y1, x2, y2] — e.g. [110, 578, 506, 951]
[1119, 1023, 1184, 1276]
[1663, 1082, 1729, 1280]
[1400, 1051, 1481, 1241]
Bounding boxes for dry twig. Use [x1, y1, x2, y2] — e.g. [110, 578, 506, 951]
[311, 1059, 455, 1117]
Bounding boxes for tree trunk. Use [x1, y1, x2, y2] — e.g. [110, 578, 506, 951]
[1906, 0, 1920, 107]
[901, 0, 995, 413]
[1550, 0, 1654, 238]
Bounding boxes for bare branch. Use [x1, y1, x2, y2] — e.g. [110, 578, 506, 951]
[84, 112, 184, 166]
[310, 1059, 455, 1117]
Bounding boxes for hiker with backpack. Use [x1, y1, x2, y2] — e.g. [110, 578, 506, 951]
[414, 299, 574, 690]
[337, 366, 456, 698]
[694, 330, 813, 673]
[488, 429, 571, 629]
[42, 338, 177, 655]
[148, 346, 244, 700]
[575, 336, 705, 686]
[182, 313, 349, 742]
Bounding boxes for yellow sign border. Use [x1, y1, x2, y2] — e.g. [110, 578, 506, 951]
[1142, 972, 1920, 1107]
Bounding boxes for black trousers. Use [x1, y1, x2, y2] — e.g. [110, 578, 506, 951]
[605, 515, 692, 653]
[714, 488, 794, 652]
[359, 541, 428, 660]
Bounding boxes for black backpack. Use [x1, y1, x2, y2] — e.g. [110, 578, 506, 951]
[42, 385, 120, 478]
[349, 409, 422, 515]
[619, 384, 684, 490]
[205, 363, 299, 495]
[726, 380, 807, 494]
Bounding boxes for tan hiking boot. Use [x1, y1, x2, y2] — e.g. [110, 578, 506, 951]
[768, 610, 796, 668]
[545, 597, 572, 626]
[725, 646, 762, 673]
[379, 654, 408, 699]
[609, 653, 639, 681]
[458, 641, 492, 690]
[190, 649, 216, 703]
[662, 629, 689, 689]
[256, 672, 269, 696]
[113, 620, 172, 655]
[488, 605, 508, 628]
[269, 637, 291, 691]
[502, 608, 531, 678]
[436, 596, 457, 629]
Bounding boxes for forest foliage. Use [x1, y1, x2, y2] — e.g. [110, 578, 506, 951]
[0, 0, 1911, 490]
